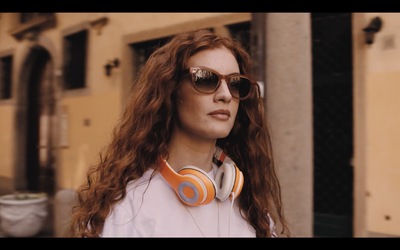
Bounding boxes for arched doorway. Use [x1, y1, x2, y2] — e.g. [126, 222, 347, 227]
[16, 46, 56, 195]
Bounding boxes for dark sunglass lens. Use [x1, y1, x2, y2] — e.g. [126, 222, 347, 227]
[229, 77, 251, 99]
[193, 69, 219, 92]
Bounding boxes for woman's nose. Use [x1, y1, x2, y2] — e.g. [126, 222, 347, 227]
[214, 79, 232, 102]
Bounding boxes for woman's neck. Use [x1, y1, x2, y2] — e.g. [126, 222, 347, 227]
[167, 132, 216, 172]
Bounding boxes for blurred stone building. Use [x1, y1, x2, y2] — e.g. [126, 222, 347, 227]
[0, 13, 399, 237]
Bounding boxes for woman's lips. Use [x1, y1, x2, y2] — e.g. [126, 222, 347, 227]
[208, 110, 231, 120]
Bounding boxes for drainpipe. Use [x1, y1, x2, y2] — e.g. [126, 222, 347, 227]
[250, 13, 266, 99]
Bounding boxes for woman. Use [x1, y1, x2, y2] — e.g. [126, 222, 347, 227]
[70, 29, 290, 237]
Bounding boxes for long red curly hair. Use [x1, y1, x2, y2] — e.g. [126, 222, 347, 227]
[69, 29, 290, 237]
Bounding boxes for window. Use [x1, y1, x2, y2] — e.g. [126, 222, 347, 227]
[227, 22, 251, 54]
[10, 13, 55, 41]
[0, 55, 13, 99]
[20, 13, 52, 24]
[131, 36, 172, 76]
[63, 30, 88, 90]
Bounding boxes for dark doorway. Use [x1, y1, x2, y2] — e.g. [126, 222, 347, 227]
[311, 13, 354, 237]
[24, 47, 56, 195]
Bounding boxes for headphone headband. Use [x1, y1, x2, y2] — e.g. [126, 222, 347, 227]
[212, 146, 227, 166]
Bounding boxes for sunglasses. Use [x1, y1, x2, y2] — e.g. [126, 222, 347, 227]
[184, 66, 257, 100]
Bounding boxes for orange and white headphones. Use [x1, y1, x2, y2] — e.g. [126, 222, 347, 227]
[159, 147, 244, 206]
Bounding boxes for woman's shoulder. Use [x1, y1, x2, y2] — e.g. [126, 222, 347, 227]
[121, 168, 175, 207]
[127, 168, 157, 188]
[103, 168, 178, 228]
[125, 168, 163, 196]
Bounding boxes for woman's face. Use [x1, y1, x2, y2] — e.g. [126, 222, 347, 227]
[175, 47, 240, 141]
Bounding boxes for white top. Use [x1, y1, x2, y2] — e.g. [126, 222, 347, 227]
[100, 164, 260, 237]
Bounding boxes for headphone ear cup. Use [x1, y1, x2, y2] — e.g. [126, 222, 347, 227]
[178, 166, 217, 206]
[231, 165, 244, 199]
[215, 162, 244, 201]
